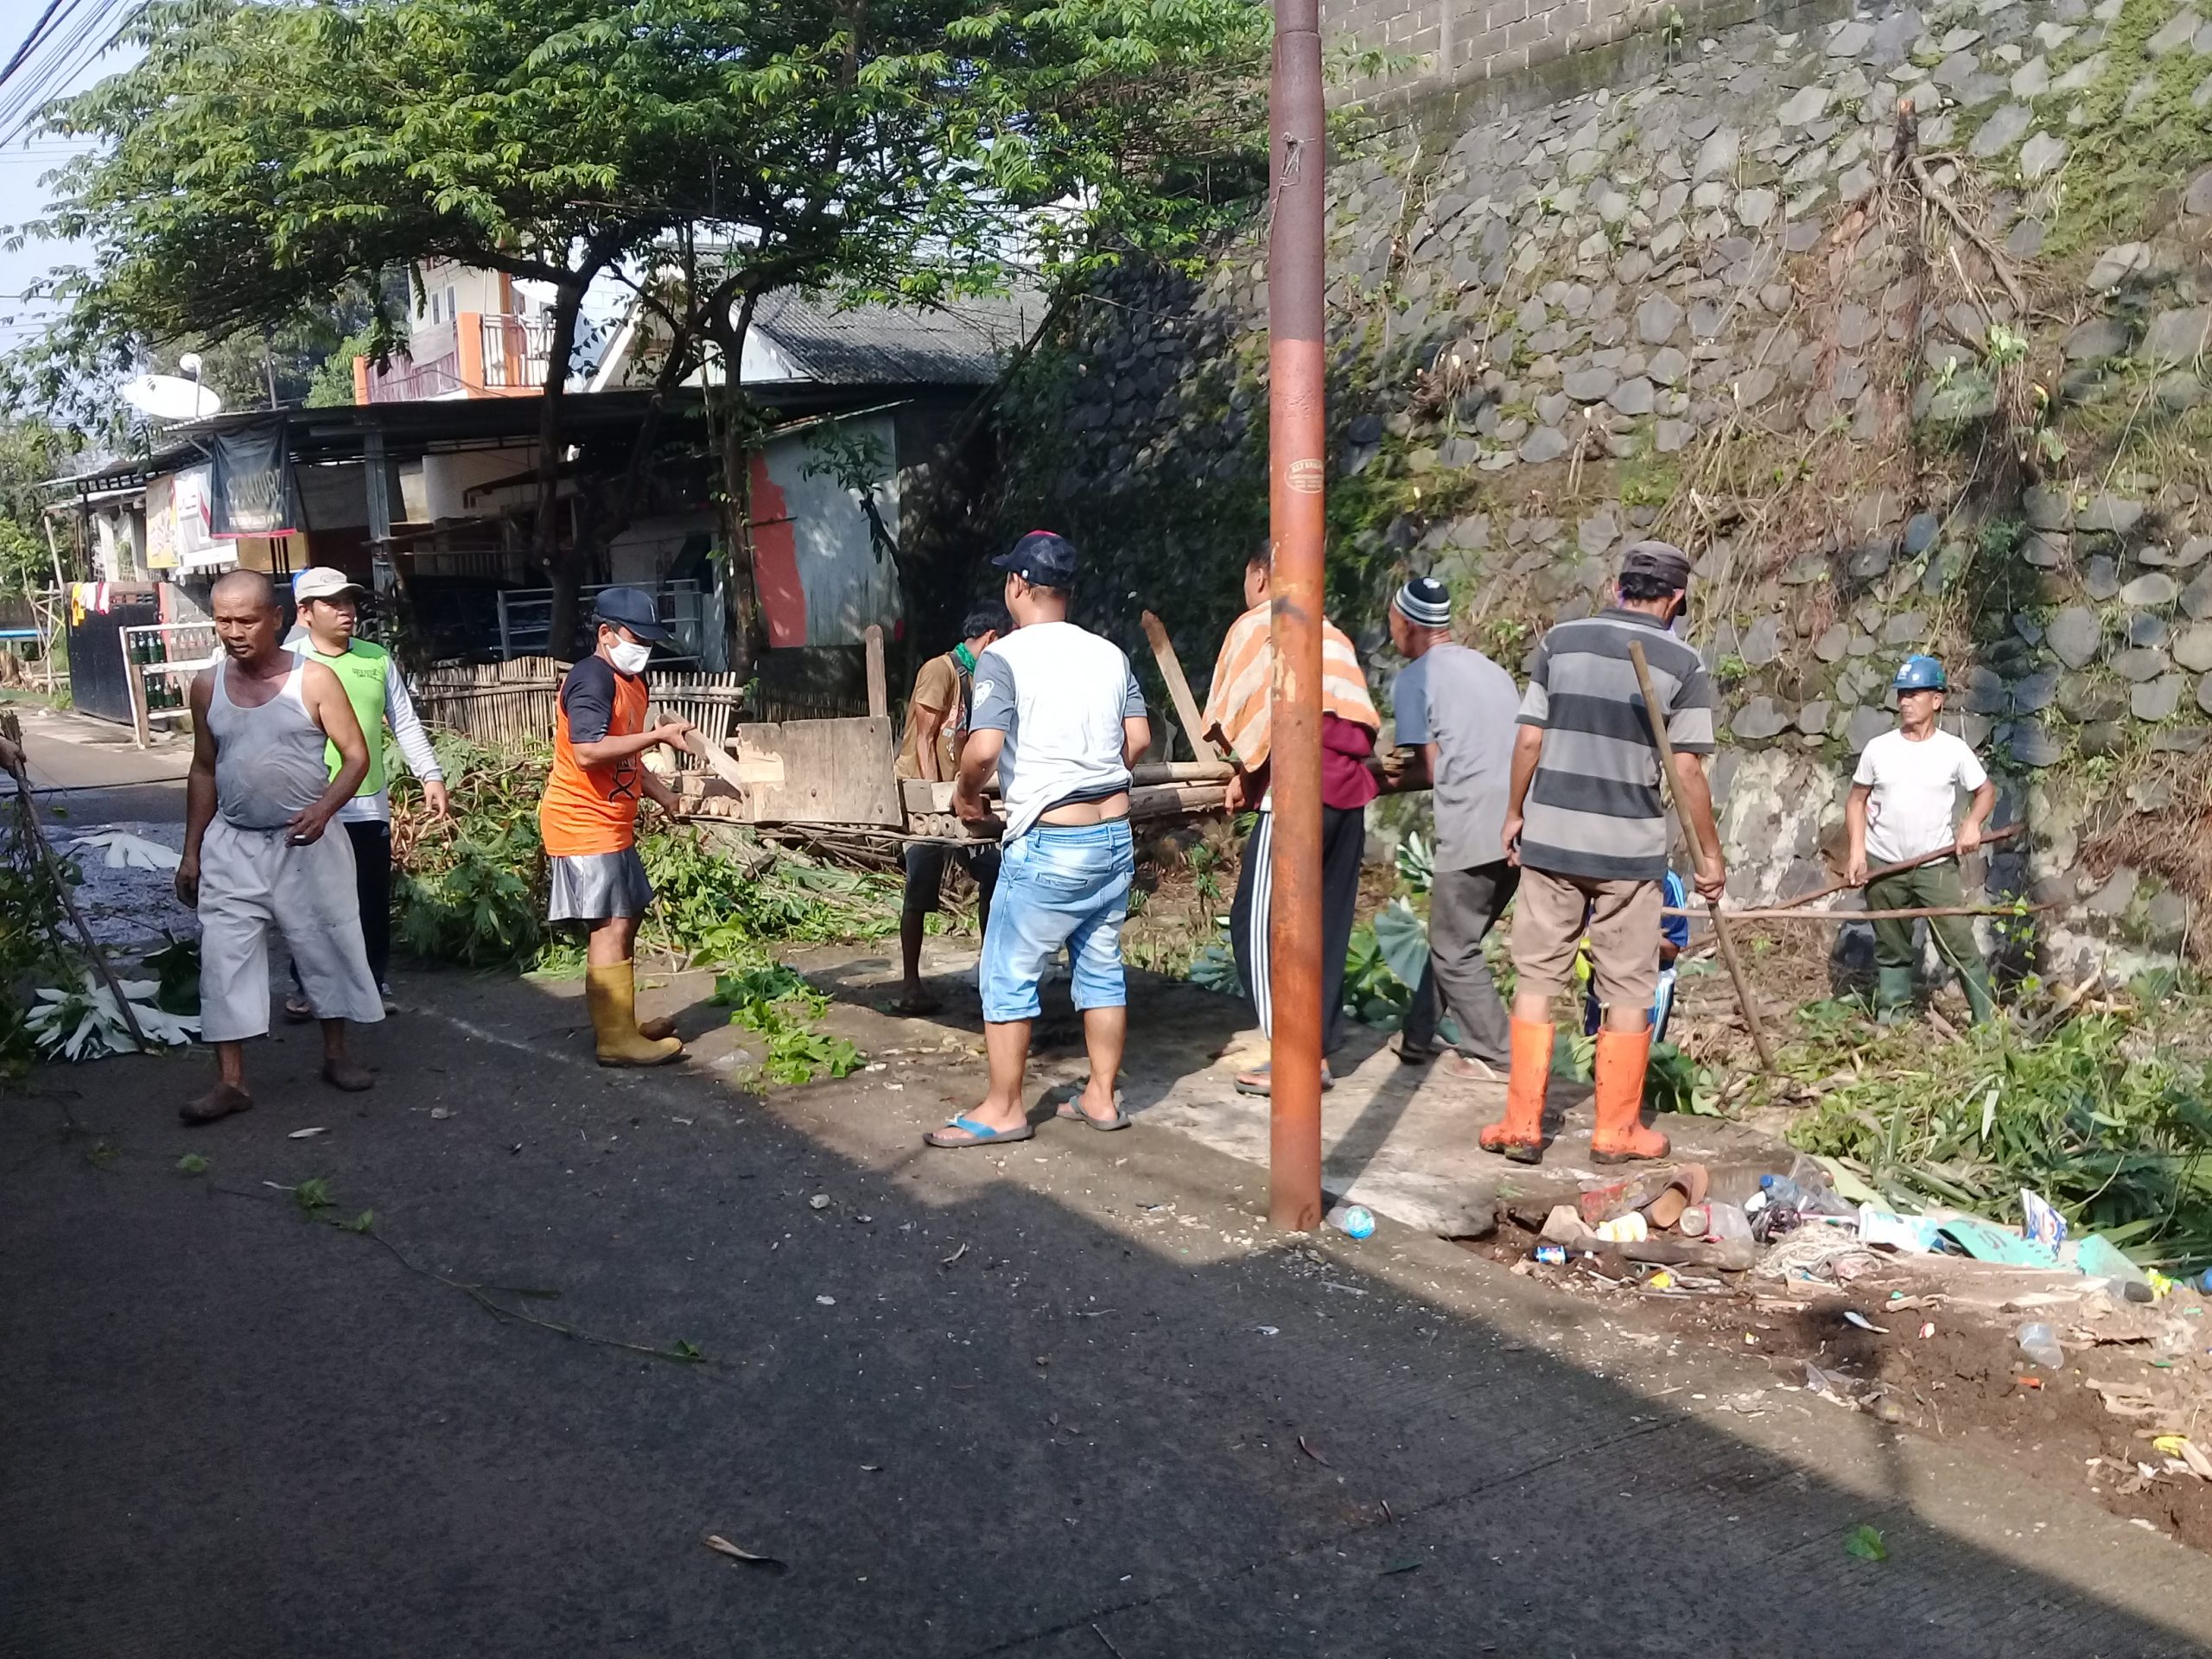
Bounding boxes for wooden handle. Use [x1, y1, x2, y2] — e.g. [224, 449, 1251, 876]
[1625, 639, 1778, 1074]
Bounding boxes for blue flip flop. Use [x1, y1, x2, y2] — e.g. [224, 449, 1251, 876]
[925, 1115, 1036, 1149]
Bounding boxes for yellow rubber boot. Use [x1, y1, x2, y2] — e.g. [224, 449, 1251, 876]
[587, 963, 684, 1067]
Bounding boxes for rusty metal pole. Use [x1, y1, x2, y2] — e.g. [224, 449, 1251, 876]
[1266, 0, 1327, 1232]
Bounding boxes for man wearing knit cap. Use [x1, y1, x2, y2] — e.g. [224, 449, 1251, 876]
[1203, 543, 1383, 1095]
[1484, 540, 1725, 1165]
[1387, 575, 1522, 1077]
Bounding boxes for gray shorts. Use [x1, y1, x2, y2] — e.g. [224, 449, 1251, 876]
[548, 849, 654, 922]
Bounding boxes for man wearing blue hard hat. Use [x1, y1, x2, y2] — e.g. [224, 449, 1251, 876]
[1844, 653, 1999, 1023]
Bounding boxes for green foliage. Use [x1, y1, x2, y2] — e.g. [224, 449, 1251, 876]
[2042, 0, 2212, 259]
[175, 1153, 209, 1176]
[0, 790, 79, 1077]
[293, 1177, 334, 1216]
[1343, 920, 1413, 1026]
[1844, 1525, 1888, 1563]
[711, 963, 863, 1084]
[1788, 1009, 2212, 1265]
[140, 933, 200, 1015]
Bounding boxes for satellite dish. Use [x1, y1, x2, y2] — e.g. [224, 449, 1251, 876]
[120, 372, 224, 422]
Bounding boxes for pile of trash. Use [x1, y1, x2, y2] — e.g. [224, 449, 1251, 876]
[1529, 1159, 2211, 1307]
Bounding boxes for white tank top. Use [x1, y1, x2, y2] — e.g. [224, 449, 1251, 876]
[207, 652, 332, 829]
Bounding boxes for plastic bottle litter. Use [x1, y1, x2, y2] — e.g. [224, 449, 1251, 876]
[1701, 1201, 1753, 1242]
[2015, 1320, 2064, 1370]
[1338, 1205, 1376, 1240]
[1533, 1243, 1568, 1266]
[1758, 1173, 1855, 1217]
[1593, 1211, 1649, 1243]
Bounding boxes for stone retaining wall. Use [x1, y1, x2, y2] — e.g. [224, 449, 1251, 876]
[1007, 0, 2212, 976]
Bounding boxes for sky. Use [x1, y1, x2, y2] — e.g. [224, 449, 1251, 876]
[0, 30, 130, 369]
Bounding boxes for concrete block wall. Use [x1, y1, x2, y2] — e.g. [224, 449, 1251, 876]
[1325, 0, 1707, 103]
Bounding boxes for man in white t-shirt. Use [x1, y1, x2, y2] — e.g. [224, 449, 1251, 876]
[924, 531, 1152, 1151]
[1845, 654, 1999, 1023]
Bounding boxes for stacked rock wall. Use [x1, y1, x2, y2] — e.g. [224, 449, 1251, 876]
[1004, 0, 2212, 975]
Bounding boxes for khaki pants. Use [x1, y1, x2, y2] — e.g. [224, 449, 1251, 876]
[1510, 866, 1662, 1016]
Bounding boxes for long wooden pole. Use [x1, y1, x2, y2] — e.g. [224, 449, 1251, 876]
[1625, 640, 1777, 1073]
[1665, 900, 2059, 923]
[1265, 0, 1327, 1232]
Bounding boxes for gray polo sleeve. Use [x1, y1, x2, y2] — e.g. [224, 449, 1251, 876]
[1122, 660, 1146, 719]
[970, 648, 1016, 733]
[1393, 656, 1432, 746]
[1516, 637, 1552, 728]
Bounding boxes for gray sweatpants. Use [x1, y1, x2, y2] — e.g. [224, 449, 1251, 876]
[1402, 861, 1517, 1065]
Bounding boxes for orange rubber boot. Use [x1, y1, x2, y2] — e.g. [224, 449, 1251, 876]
[1589, 1026, 1668, 1164]
[1478, 1016, 1553, 1164]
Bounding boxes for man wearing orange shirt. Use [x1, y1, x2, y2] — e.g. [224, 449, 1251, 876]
[539, 588, 696, 1065]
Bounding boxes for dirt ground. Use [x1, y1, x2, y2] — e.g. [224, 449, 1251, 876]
[1469, 1217, 2212, 1554]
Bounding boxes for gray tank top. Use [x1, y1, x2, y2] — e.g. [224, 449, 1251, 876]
[207, 652, 332, 829]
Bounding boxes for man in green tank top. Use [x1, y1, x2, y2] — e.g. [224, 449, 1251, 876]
[283, 567, 449, 1015]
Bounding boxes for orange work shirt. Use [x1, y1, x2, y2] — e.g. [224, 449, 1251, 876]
[539, 655, 652, 856]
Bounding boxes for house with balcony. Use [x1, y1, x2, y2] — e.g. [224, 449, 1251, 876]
[353, 260, 563, 404]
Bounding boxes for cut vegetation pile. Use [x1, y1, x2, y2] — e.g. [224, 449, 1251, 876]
[1785, 984, 2212, 1268]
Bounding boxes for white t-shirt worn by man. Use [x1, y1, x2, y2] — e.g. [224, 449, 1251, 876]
[1853, 728, 1988, 864]
[969, 620, 1147, 842]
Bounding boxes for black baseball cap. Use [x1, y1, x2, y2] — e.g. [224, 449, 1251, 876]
[594, 585, 674, 643]
[1619, 539, 1694, 590]
[992, 530, 1081, 588]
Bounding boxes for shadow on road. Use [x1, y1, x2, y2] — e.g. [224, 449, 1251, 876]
[2, 962, 2204, 1659]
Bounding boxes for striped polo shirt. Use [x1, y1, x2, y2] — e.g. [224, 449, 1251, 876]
[1516, 608, 1714, 881]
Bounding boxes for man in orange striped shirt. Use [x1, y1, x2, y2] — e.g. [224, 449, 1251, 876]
[1202, 545, 1382, 1096]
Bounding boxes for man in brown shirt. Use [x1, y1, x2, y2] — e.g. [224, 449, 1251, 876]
[896, 605, 1006, 1012]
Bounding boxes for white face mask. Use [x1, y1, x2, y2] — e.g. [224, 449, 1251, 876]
[607, 638, 652, 676]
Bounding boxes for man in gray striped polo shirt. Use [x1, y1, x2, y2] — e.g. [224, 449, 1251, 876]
[1482, 540, 1726, 1165]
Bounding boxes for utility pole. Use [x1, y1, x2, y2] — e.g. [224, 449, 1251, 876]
[1266, 0, 1327, 1232]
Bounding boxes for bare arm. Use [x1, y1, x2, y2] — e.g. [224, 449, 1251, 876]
[953, 727, 1005, 822]
[639, 768, 683, 816]
[1844, 781, 1872, 886]
[1122, 715, 1151, 768]
[291, 660, 370, 843]
[910, 701, 949, 783]
[1957, 779, 1997, 855]
[1670, 750, 1726, 901]
[175, 671, 219, 907]
[570, 719, 689, 769]
[1500, 725, 1543, 863]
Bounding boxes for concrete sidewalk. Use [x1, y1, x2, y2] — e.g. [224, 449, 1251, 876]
[3, 963, 2209, 1657]
[5, 695, 193, 791]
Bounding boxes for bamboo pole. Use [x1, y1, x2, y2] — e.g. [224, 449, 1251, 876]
[1626, 640, 1778, 1073]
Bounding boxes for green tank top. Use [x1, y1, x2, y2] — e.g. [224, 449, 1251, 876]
[303, 638, 390, 798]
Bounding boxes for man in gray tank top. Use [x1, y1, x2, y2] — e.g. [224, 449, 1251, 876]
[175, 570, 385, 1123]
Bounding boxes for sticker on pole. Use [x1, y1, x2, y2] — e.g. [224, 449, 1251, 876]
[1288, 458, 1324, 493]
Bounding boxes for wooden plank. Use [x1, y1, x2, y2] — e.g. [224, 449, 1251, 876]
[1139, 610, 1218, 764]
[723, 715, 902, 826]
[863, 625, 888, 719]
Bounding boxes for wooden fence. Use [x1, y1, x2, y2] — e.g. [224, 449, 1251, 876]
[409, 657, 748, 771]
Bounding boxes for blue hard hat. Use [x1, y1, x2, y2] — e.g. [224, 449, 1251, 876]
[1894, 653, 1947, 691]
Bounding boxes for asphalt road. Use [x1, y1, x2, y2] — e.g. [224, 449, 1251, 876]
[5, 947, 2210, 1657]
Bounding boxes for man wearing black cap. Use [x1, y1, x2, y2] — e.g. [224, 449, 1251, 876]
[925, 531, 1152, 1149]
[1484, 540, 1725, 1165]
[1387, 575, 1522, 1078]
[538, 587, 696, 1065]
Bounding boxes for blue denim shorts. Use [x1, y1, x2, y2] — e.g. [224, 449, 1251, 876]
[978, 819, 1135, 1023]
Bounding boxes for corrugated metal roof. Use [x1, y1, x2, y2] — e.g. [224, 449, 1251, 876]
[747, 288, 1045, 386]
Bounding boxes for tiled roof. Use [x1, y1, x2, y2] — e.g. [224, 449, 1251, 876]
[748, 288, 1046, 386]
